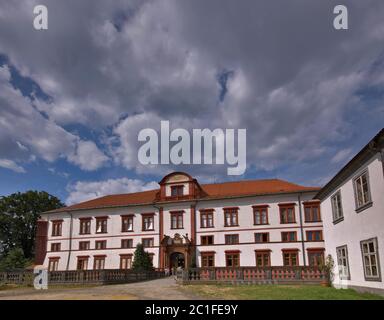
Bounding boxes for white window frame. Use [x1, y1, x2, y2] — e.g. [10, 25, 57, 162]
[336, 245, 350, 280]
[331, 190, 343, 223]
[360, 237, 381, 281]
[353, 170, 372, 211]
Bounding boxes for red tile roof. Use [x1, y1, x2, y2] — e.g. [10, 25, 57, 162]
[46, 179, 320, 214]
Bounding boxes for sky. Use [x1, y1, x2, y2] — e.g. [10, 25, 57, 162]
[0, 0, 383, 205]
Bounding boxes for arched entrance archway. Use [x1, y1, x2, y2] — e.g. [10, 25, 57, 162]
[170, 252, 185, 270]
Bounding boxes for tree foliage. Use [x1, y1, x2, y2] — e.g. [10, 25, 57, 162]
[132, 243, 154, 271]
[0, 248, 29, 271]
[0, 191, 64, 259]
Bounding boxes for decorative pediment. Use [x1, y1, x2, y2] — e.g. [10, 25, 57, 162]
[161, 233, 191, 246]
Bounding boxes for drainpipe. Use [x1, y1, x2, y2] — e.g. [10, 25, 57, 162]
[153, 204, 163, 270]
[65, 211, 73, 271]
[297, 194, 306, 266]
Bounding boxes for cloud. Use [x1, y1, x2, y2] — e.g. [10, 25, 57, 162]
[67, 140, 109, 171]
[0, 159, 26, 173]
[331, 148, 354, 164]
[0, 0, 383, 184]
[66, 177, 158, 205]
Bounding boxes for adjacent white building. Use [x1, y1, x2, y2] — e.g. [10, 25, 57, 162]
[316, 128, 384, 295]
[35, 172, 325, 272]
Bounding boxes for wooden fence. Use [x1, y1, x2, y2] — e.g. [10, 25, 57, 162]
[0, 269, 166, 286]
[176, 267, 325, 285]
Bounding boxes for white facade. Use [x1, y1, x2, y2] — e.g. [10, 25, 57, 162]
[318, 130, 384, 294]
[37, 172, 324, 271]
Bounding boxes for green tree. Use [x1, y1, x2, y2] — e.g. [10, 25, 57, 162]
[0, 248, 29, 271]
[132, 243, 154, 271]
[0, 191, 64, 259]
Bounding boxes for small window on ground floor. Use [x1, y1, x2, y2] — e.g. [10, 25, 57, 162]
[201, 252, 215, 267]
[76, 257, 89, 270]
[361, 237, 381, 281]
[307, 249, 324, 267]
[93, 256, 106, 270]
[225, 252, 240, 267]
[282, 250, 298, 266]
[255, 251, 271, 267]
[48, 258, 60, 271]
[336, 245, 350, 280]
[120, 255, 133, 269]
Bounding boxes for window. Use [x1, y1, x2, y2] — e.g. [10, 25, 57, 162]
[224, 207, 239, 227]
[93, 256, 106, 270]
[255, 250, 271, 267]
[253, 206, 268, 225]
[79, 241, 90, 251]
[200, 210, 214, 228]
[304, 202, 321, 222]
[201, 252, 215, 267]
[361, 238, 381, 281]
[225, 234, 239, 245]
[282, 250, 298, 266]
[95, 217, 108, 233]
[142, 214, 154, 231]
[142, 238, 154, 248]
[51, 243, 61, 252]
[279, 205, 296, 224]
[79, 218, 91, 235]
[170, 211, 184, 229]
[201, 235, 214, 245]
[171, 185, 184, 197]
[225, 252, 240, 267]
[336, 245, 350, 280]
[354, 171, 372, 210]
[51, 220, 62, 236]
[120, 254, 133, 269]
[76, 256, 89, 270]
[121, 215, 134, 232]
[306, 230, 323, 241]
[48, 257, 59, 271]
[121, 239, 133, 248]
[331, 191, 344, 223]
[254, 233, 269, 243]
[281, 231, 297, 242]
[307, 249, 324, 267]
[95, 240, 107, 250]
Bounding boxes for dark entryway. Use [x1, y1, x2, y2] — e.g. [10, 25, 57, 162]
[170, 252, 185, 270]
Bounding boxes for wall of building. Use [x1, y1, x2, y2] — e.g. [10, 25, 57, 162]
[40, 189, 323, 270]
[321, 152, 384, 292]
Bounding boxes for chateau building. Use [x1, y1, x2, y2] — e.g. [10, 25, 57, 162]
[316, 128, 384, 294]
[35, 173, 325, 271]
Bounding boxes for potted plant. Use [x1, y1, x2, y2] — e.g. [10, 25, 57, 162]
[319, 254, 334, 287]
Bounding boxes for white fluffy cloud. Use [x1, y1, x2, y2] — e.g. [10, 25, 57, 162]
[0, 159, 26, 173]
[66, 177, 158, 205]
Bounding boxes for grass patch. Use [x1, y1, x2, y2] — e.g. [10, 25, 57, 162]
[183, 284, 384, 300]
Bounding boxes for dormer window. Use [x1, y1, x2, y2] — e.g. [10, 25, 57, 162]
[171, 185, 184, 197]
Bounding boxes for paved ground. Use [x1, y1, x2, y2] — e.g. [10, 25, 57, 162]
[0, 277, 201, 300]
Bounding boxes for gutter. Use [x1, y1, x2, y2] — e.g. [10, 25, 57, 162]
[65, 211, 73, 271]
[297, 193, 306, 266]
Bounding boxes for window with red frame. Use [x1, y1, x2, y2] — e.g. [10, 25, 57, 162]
[200, 210, 214, 228]
[201, 235, 214, 245]
[120, 254, 133, 269]
[121, 215, 134, 232]
[255, 233, 269, 243]
[225, 252, 240, 267]
[253, 206, 268, 225]
[201, 252, 215, 267]
[306, 230, 323, 241]
[48, 257, 60, 271]
[121, 239, 133, 248]
[308, 249, 324, 267]
[255, 251, 271, 267]
[281, 231, 297, 242]
[225, 234, 239, 245]
[304, 202, 321, 222]
[50, 243, 61, 252]
[79, 241, 90, 250]
[95, 217, 108, 233]
[142, 214, 154, 231]
[171, 185, 184, 197]
[95, 240, 107, 250]
[224, 208, 239, 227]
[279, 205, 296, 224]
[142, 238, 154, 248]
[79, 218, 91, 234]
[93, 256, 106, 270]
[51, 220, 62, 236]
[282, 250, 298, 266]
[170, 211, 184, 229]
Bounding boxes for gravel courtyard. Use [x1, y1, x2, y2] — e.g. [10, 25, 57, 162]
[0, 276, 200, 300]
